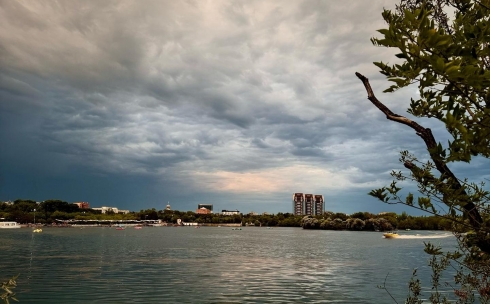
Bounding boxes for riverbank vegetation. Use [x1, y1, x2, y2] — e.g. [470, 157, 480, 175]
[1, 199, 454, 231]
[300, 212, 453, 231]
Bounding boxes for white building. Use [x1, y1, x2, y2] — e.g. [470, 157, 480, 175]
[92, 206, 130, 214]
[221, 210, 240, 215]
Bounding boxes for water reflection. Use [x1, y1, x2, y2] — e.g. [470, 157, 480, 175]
[0, 228, 456, 303]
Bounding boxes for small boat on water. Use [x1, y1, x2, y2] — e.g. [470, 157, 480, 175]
[33, 228, 42, 233]
[115, 226, 125, 230]
[134, 226, 142, 230]
[383, 232, 399, 238]
[0, 222, 21, 229]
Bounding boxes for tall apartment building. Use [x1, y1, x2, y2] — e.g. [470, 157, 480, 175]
[314, 195, 324, 215]
[292, 193, 324, 216]
[292, 193, 304, 215]
[304, 194, 314, 215]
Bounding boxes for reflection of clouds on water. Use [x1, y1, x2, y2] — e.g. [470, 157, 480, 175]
[206, 255, 345, 302]
[206, 247, 370, 302]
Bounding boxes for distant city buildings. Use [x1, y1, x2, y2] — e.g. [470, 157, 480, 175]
[196, 207, 211, 214]
[292, 193, 324, 216]
[221, 210, 240, 215]
[198, 204, 213, 213]
[73, 202, 90, 209]
[92, 206, 130, 214]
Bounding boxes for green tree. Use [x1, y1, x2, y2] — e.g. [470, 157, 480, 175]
[138, 208, 158, 220]
[39, 200, 78, 222]
[12, 200, 37, 214]
[332, 212, 349, 221]
[350, 211, 375, 221]
[357, 0, 490, 301]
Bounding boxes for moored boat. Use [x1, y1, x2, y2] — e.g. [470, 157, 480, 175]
[33, 228, 42, 233]
[0, 222, 21, 229]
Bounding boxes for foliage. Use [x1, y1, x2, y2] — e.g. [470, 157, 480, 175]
[299, 213, 448, 231]
[358, 0, 490, 301]
[1, 275, 18, 304]
[368, 0, 490, 228]
[405, 269, 423, 304]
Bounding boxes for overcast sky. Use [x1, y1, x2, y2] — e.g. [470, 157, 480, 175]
[1, 0, 485, 215]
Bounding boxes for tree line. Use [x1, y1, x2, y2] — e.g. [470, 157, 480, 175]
[1, 199, 453, 230]
[301, 211, 453, 231]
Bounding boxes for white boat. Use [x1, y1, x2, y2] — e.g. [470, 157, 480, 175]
[0, 222, 21, 229]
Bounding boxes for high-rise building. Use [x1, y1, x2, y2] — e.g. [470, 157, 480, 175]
[304, 194, 314, 215]
[314, 195, 324, 215]
[292, 193, 324, 215]
[292, 193, 304, 215]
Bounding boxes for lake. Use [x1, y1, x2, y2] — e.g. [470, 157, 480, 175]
[0, 227, 456, 303]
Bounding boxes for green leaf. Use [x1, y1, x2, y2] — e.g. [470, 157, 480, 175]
[406, 193, 414, 206]
[435, 57, 445, 71]
[445, 66, 459, 77]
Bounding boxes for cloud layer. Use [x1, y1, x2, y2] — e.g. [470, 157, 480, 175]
[1, 0, 479, 214]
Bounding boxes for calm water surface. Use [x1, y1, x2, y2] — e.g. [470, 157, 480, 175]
[0, 227, 455, 303]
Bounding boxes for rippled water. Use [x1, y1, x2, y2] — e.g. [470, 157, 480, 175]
[0, 227, 455, 303]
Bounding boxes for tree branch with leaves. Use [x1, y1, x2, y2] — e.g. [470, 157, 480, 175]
[358, 0, 490, 301]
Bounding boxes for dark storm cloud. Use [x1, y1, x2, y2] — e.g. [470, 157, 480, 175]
[1, 0, 483, 214]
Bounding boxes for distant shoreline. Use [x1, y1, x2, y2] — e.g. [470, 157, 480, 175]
[17, 223, 244, 228]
